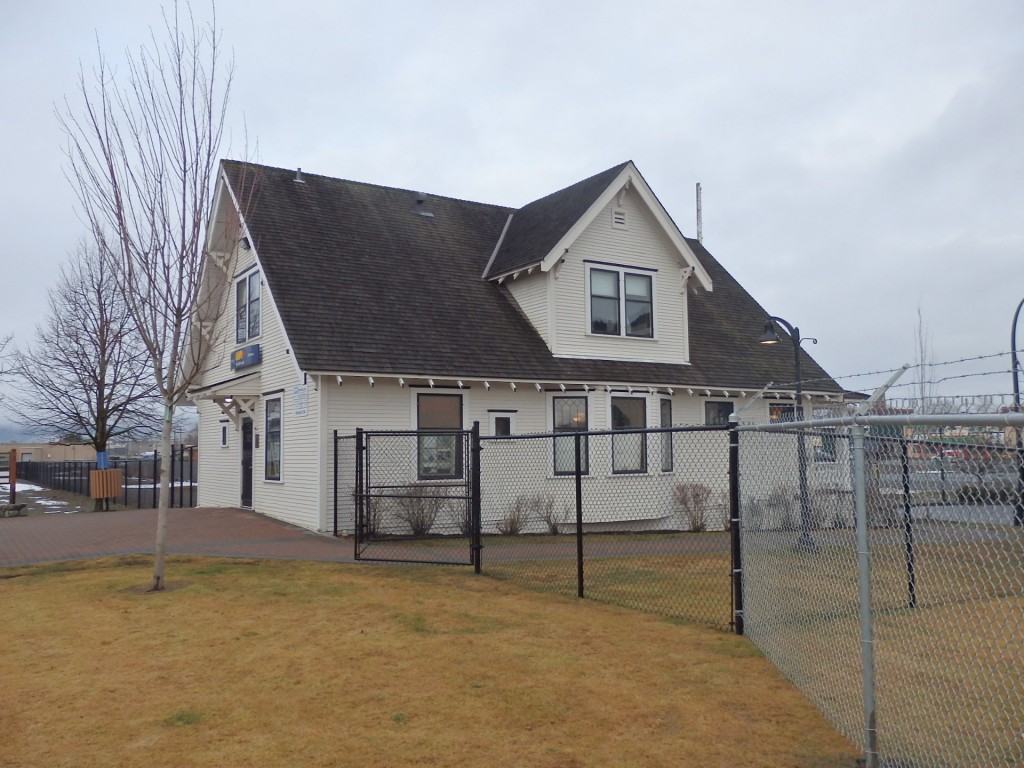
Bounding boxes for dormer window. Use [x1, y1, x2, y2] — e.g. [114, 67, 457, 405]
[236, 270, 261, 343]
[588, 265, 653, 338]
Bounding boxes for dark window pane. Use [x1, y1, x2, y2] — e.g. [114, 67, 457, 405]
[248, 273, 261, 339]
[625, 301, 651, 337]
[591, 296, 620, 335]
[769, 403, 795, 423]
[417, 394, 463, 479]
[705, 401, 735, 426]
[494, 416, 511, 436]
[265, 399, 281, 480]
[418, 394, 461, 429]
[611, 396, 646, 473]
[553, 396, 588, 475]
[236, 279, 247, 343]
[624, 274, 652, 337]
[590, 269, 620, 335]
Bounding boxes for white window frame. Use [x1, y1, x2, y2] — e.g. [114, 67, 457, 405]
[609, 395, 648, 474]
[235, 269, 262, 345]
[264, 396, 282, 482]
[769, 401, 797, 423]
[488, 410, 517, 437]
[704, 400, 736, 427]
[659, 398, 673, 473]
[551, 394, 589, 476]
[584, 263, 656, 340]
[416, 392, 464, 480]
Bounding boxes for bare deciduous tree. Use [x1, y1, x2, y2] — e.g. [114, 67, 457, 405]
[59, 2, 241, 590]
[0, 335, 11, 402]
[9, 240, 158, 479]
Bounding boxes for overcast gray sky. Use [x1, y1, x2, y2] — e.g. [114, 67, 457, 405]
[2, 0, 1022, 437]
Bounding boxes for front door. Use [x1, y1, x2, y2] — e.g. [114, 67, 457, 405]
[241, 417, 253, 507]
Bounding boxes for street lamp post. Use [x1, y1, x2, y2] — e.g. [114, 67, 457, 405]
[760, 316, 817, 551]
[1011, 299, 1024, 527]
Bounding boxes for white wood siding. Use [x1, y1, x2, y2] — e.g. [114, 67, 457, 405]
[248, 273, 319, 531]
[193, 238, 322, 530]
[552, 191, 690, 363]
[199, 243, 260, 387]
[504, 271, 550, 346]
[196, 400, 239, 508]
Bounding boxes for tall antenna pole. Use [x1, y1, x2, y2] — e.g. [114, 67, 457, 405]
[696, 182, 703, 243]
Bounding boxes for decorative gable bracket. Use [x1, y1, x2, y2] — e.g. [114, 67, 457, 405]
[214, 396, 257, 429]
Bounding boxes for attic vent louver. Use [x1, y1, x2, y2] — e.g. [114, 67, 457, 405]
[611, 207, 627, 229]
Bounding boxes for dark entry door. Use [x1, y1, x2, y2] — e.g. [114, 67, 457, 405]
[241, 417, 253, 507]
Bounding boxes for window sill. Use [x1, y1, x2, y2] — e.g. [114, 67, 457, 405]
[585, 331, 658, 342]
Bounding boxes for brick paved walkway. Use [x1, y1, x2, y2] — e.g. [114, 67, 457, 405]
[0, 507, 355, 567]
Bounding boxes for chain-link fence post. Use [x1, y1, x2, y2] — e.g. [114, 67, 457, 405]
[900, 437, 918, 609]
[332, 430, 339, 536]
[471, 421, 482, 574]
[852, 423, 879, 768]
[354, 428, 364, 560]
[574, 431, 584, 598]
[729, 414, 743, 635]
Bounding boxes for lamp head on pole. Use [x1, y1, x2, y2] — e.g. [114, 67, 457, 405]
[758, 322, 782, 345]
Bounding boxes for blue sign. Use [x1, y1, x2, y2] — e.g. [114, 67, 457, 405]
[231, 344, 262, 371]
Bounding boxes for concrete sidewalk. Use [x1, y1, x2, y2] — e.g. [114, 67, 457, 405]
[0, 507, 355, 567]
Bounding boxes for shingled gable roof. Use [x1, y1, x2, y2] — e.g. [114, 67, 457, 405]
[218, 160, 845, 394]
[483, 161, 711, 291]
[483, 162, 629, 279]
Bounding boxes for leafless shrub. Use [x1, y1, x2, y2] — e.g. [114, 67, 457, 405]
[766, 486, 798, 530]
[530, 493, 569, 534]
[392, 486, 446, 536]
[357, 491, 385, 537]
[498, 496, 533, 535]
[442, 498, 473, 536]
[674, 482, 713, 532]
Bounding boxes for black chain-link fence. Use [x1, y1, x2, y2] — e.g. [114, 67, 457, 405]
[336, 425, 736, 631]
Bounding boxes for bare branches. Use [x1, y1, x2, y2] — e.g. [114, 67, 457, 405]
[7, 240, 159, 450]
[58, 1, 236, 590]
[58, 2, 233, 409]
[0, 335, 12, 405]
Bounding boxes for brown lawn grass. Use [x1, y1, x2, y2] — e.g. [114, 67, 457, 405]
[742, 531, 1024, 766]
[0, 556, 859, 768]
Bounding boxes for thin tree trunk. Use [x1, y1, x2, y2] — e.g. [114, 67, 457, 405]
[151, 404, 174, 591]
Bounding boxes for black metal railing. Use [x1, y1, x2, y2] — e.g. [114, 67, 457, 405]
[16, 445, 198, 509]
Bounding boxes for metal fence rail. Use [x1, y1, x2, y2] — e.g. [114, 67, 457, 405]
[15, 446, 198, 509]
[335, 424, 736, 631]
[738, 415, 1024, 768]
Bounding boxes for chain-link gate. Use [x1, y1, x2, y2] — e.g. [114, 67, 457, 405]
[352, 429, 480, 566]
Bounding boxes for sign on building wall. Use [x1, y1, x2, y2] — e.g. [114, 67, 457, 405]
[292, 384, 309, 417]
[231, 344, 261, 371]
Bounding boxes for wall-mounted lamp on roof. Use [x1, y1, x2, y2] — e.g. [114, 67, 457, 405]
[223, 397, 233, 405]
